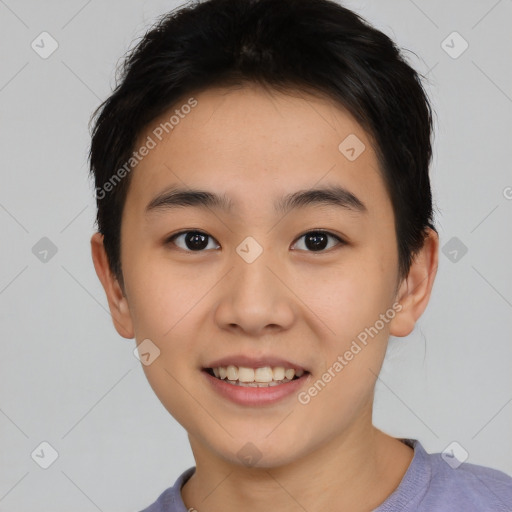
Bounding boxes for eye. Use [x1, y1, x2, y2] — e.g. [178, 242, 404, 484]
[165, 229, 345, 253]
[291, 230, 345, 252]
[166, 230, 220, 252]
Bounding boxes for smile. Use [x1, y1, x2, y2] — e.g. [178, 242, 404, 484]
[206, 365, 306, 387]
[203, 365, 311, 406]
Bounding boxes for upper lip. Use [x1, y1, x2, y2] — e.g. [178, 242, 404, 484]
[204, 354, 309, 372]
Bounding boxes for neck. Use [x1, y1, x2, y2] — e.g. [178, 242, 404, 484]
[181, 413, 413, 512]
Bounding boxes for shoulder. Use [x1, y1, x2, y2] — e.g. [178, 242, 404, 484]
[376, 439, 512, 511]
[138, 467, 196, 512]
[426, 445, 512, 511]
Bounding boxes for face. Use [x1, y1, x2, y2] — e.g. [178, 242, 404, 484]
[109, 84, 410, 467]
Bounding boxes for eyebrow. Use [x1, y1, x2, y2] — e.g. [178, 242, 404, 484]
[144, 184, 367, 216]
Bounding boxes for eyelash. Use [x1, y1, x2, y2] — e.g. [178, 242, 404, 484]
[165, 229, 346, 253]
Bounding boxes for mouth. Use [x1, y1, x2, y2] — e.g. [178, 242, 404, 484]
[202, 365, 310, 387]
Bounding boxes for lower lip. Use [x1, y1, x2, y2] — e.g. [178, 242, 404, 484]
[202, 370, 310, 406]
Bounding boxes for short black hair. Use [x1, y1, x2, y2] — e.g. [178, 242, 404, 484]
[89, 0, 437, 292]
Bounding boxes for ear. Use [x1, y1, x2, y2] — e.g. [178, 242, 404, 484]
[90, 232, 134, 339]
[389, 227, 439, 337]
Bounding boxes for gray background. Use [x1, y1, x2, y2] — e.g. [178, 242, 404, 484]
[1, 0, 511, 511]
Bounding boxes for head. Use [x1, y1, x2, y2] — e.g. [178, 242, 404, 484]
[90, 0, 438, 468]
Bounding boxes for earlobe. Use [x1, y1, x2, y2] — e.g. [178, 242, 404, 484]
[90, 232, 134, 339]
[389, 228, 439, 338]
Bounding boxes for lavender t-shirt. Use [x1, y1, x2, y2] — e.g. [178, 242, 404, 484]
[139, 439, 512, 511]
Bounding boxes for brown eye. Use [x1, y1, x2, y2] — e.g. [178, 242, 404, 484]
[167, 231, 220, 251]
[292, 231, 344, 252]
[166, 229, 344, 253]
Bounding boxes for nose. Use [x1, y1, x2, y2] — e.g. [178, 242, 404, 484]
[213, 243, 296, 337]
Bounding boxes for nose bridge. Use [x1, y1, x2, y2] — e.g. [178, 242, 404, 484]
[233, 234, 281, 304]
[214, 235, 295, 334]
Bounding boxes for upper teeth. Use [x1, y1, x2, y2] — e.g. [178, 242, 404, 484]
[212, 365, 304, 382]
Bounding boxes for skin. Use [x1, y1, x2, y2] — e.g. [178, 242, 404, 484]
[91, 83, 438, 512]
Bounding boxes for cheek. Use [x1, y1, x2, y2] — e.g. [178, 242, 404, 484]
[306, 255, 393, 338]
[140, 356, 198, 434]
[124, 251, 199, 337]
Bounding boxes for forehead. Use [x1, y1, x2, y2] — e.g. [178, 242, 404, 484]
[125, 84, 390, 219]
